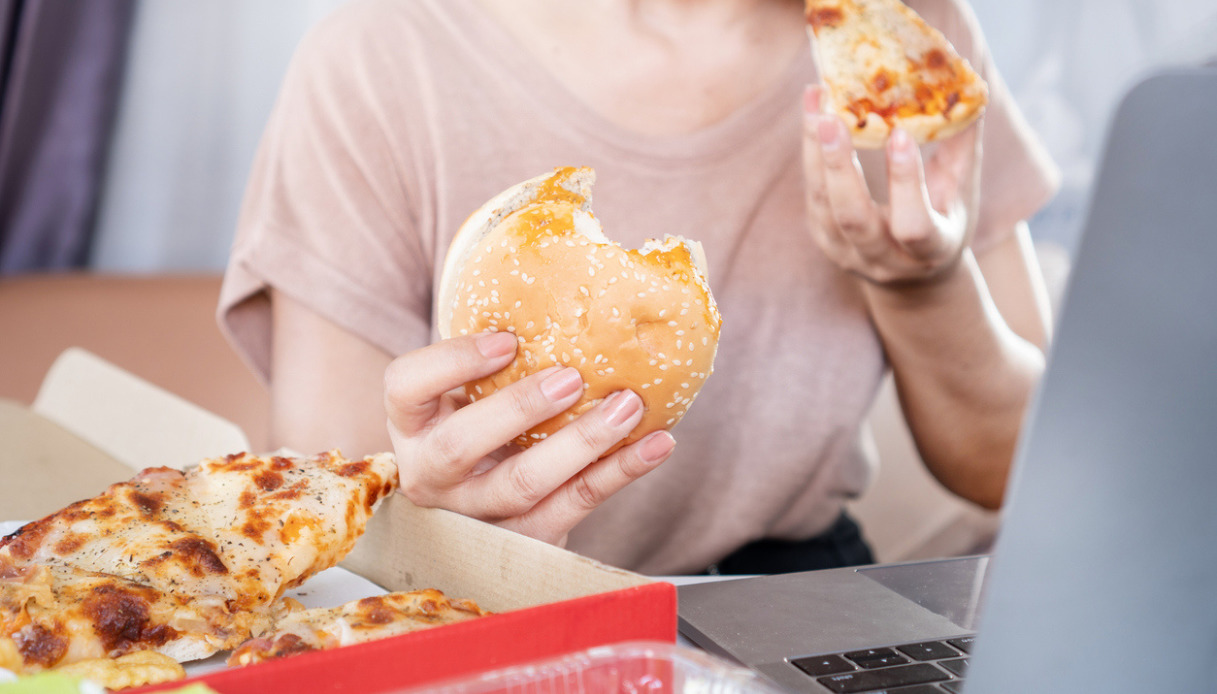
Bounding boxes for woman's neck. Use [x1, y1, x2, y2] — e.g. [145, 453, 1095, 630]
[474, 0, 807, 136]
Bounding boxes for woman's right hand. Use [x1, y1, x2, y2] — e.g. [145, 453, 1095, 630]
[384, 331, 676, 546]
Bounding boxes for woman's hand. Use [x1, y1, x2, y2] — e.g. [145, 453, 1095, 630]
[801, 85, 981, 285]
[384, 331, 676, 545]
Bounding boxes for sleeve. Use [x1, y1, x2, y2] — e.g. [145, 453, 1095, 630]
[915, 0, 1063, 254]
[217, 5, 434, 384]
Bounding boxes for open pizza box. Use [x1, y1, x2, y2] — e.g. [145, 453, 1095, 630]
[0, 348, 676, 693]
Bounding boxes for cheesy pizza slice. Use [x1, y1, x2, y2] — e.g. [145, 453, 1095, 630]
[0, 562, 269, 673]
[805, 0, 988, 148]
[226, 589, 489, 667]
[187, 450, 398, 610]
[0, 451, 397, 613]
[0, 450, 398, 672]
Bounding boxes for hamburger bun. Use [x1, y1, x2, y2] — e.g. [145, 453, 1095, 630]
[438, 166, 721, 450]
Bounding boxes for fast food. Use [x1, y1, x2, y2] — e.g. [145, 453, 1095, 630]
[438, 166, 722, 450]
[52, 650, 187, 690]
[804, 0, 988, 148]
[0, 450, 398, 673]
[227, 589, 489, 666]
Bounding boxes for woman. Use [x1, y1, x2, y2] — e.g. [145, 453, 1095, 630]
[219, 0, 1058, 575]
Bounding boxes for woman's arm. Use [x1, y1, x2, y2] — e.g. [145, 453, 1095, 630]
[802, 85, 1051, 510]
[863, 227, 1050, 510]
[269, 289, 395, 457]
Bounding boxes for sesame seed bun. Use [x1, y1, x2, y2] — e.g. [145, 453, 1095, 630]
[438, 166, 722, 450]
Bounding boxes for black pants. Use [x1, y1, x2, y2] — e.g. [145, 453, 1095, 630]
[703, 512, 875, 575]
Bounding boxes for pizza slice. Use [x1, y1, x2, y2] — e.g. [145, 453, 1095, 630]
[226, 589, 490, 667]
[0, 562, 272, 673]
[0, 451, 398, 613]
[0, 450, 399, 673]
[805, 0, 988, 148]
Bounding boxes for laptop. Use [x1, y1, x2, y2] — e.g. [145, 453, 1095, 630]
[677, 65, 1217, 694]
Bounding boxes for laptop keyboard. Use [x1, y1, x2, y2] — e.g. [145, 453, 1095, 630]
[790, 636, 973, 693]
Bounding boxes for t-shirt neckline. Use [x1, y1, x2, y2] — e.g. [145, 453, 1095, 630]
[433, 0, 814, 167]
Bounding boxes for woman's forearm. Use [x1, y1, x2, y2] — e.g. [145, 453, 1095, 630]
[862, 245, 1046, 509]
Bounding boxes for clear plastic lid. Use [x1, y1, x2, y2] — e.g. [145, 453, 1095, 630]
[396, 641, 786, 694]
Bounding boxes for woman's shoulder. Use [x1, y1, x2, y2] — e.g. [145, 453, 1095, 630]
[295, 0, 461, 64]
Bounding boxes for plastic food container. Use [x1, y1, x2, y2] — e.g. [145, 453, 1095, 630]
[398, 642, 786, 694]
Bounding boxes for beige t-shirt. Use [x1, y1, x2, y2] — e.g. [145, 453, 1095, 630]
[219, 0, 1059, 574]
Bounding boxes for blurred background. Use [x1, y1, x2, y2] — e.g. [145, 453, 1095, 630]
[1, 0, 1215, 275]
[1, 0, 1214, 564]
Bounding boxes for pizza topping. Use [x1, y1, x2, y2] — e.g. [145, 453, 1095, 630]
[805, 0, 988, 148]
[14, 623, 67, 668]
[226, 588, 491, 667]
[81, 584, 168, 653]
[807, 6, 844, 29]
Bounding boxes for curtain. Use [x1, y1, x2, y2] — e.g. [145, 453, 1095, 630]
[0, 0, 135, 273]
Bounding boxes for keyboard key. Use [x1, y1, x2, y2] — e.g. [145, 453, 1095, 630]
[896, 640, 961, 661]
[843, 647, 910, 668]
[790, 654, 855, 677]
[816, 663, 950, 693]
[941, 680, 966, 693]
[939, 658, 969, 677]
[947, 637, 975, 653]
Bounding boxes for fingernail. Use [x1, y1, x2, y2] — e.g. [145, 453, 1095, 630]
[476, 331, 517, 358]
[803, 84, 821, 114]
[817, 117, 839, 151]
[540, 367, 582, 401]
[603, 390, 642, 427]
[889, 128, 913, 165]
[639, 431, 676, 464]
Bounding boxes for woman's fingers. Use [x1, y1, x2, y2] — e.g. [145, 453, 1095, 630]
[802, 87, 840, 250]
[816, 116, 880, 244]
[414, 365, 585, 490]
[886, 127, 947, 261]
[384, 332, 517, 435]
[504, 429, 677, 545]
[462, 389, 648, 520]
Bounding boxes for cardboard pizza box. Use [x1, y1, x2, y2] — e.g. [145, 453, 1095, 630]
[0, 348, 676, 694]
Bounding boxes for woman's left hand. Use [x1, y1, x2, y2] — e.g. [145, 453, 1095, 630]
[801, 85, 981, 286]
